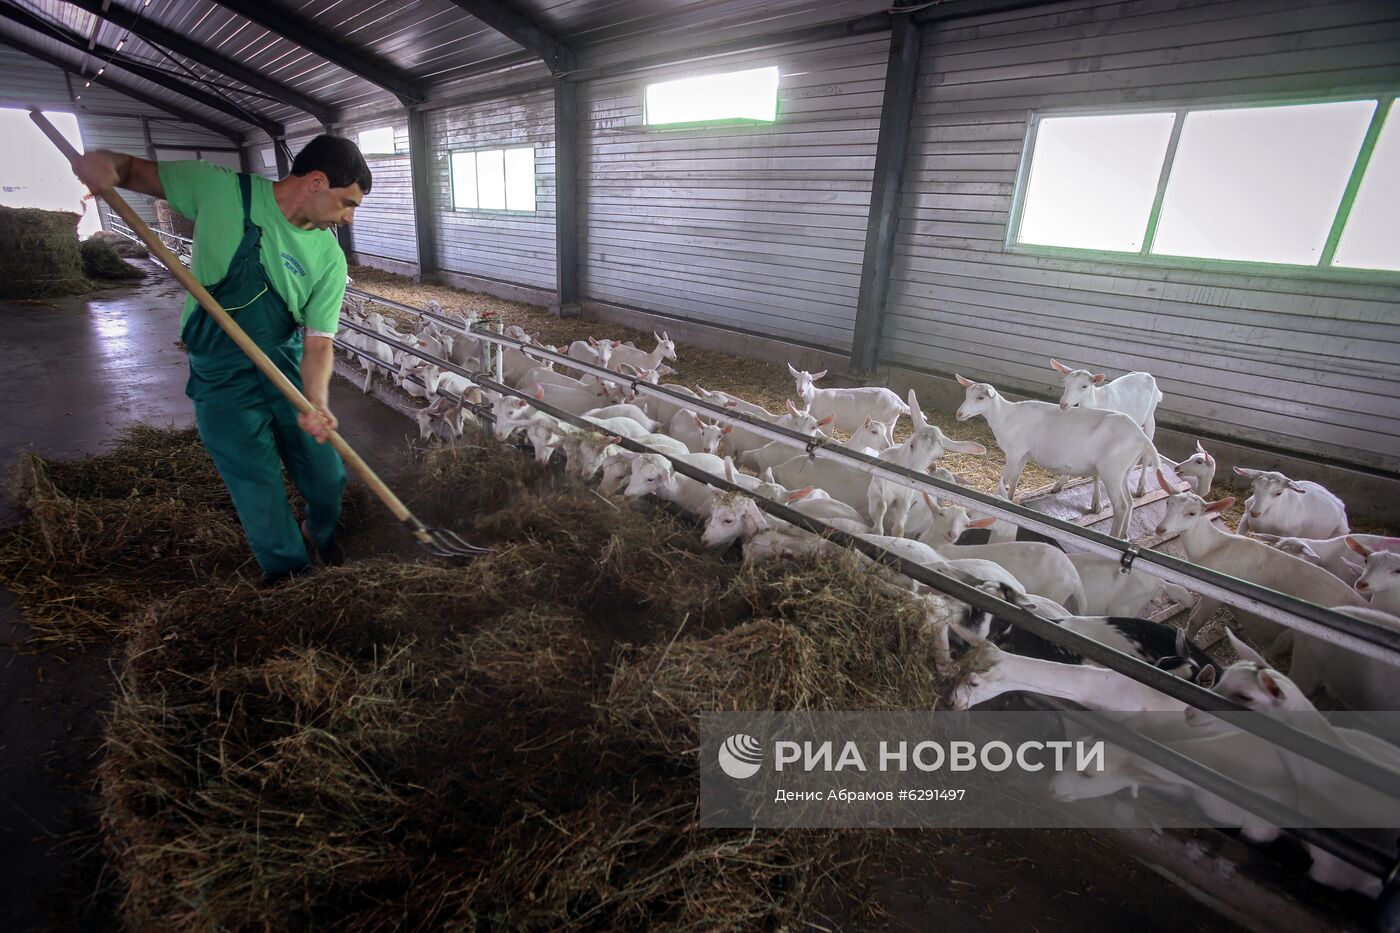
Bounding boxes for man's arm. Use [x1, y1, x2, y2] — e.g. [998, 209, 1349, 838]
[297, 335, 339, 443]
[70, 149, 165, 199]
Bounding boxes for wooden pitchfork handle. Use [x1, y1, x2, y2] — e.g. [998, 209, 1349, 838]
[30, 109, 475, 556]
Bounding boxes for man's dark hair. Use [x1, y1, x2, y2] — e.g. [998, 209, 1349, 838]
[290, 135, 372, 194]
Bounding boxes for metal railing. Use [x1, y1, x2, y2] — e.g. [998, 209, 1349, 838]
[336, 287, 1400, 892]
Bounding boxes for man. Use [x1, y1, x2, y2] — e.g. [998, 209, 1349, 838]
[70, 137, 370, 586]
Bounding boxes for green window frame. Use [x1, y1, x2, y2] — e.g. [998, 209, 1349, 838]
[1005, 94, 1399, 282]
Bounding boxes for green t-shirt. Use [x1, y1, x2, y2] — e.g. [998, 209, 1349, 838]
[157, 160, 347, 335]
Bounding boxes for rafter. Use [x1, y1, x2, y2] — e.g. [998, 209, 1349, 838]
[60, 0, 338, 124]
[442, 0, 572, 74]
[207, 0, 425, 106]
[0, 31, 240, 141]
[0, 2, 282, 136]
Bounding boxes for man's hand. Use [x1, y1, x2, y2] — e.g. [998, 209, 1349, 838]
[70, 150, 121, 195]
[298, 402, 338, 443]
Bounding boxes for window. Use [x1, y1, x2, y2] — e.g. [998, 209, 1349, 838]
[357, 126, 396, 155]
[450, 146, 535, 212]
[261, 147, 276, 168]
[1009, 96, 1398, 276]
[644, 66, 780, 126]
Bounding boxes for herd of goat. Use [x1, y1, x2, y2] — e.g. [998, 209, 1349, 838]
[337, 295, 1400, 899]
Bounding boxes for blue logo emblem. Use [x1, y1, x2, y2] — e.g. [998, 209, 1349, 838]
[281, 252, 307, 277]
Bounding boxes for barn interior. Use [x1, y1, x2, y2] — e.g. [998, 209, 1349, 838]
[2, 1, 1399, 931]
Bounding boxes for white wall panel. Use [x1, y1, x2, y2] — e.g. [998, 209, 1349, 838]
[579, 34, 887, 349]
[886, 0, 1400, 469]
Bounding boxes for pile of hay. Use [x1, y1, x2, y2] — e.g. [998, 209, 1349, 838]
[6, 429, 955, 929]
[89, 230, 148, 259]
[0, 424, 371, 645]
[0, 205, 91, 298]
[79, 235, 145, 280]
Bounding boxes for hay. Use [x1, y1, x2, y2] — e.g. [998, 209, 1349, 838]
[0, 205, 91, 298]
[79, 235, 145, 280]
[71, 436, 955, 930]
[89, 230, 148, 259]
[0, 424, 373, 645]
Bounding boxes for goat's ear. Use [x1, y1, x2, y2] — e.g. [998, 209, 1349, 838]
[722, 425, 732, 434]
[969, 517, 996, 529]
[1225, 628, 1267, 667]
[921, 491, 938, 512]
[955, 373, 974, 387]
[818, 414, 835, 427]
[1156, 469, 1175, 494]
[786, 399, 799, 416]
[1091, 373, 1106, 384]
[1285, 480, 1307, 494]
[1233, 466, 1259, 478]
[662, 331, 669, 342]
[787, 486, 814, 502]
[604, 435, 621, 446]
[1204, 497, 1234, 513]
[812, 369, 828, 380]
[533, 387, 544, 400]
[944, 439, 986, 455]
[694, 414, 705, 429]
[1346, 536, 1373, 558]
[1195, 439, 1207, 454]
[1195, 665, 1217, 689]
[1049, 358, 1071, 374]
[1258, 669, 1285, 700]
[787, 362, 800, 378]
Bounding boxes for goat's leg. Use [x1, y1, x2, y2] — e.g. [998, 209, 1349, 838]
[1107, 470, 1134, 538]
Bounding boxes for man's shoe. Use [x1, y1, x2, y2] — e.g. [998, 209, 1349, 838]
[258, 565, 314, 588]
[301, 519, 346, 567]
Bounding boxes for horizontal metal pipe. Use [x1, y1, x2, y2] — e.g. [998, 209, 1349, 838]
[450, 321, 1400, 665]
[331, 296, 1400, 801]
[1026, 696, 1395, 882]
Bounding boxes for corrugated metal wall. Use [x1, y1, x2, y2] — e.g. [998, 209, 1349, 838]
[884, 0, 1400, 469]
[579, 34, 887, 349]
[341, 119, 417, 264]
[428, 88, 557, 288]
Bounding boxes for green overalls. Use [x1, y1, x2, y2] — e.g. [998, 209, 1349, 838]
[181, 173, 347, 575]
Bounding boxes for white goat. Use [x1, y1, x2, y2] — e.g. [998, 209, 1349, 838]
[955, 375, 1158, 539]
[1351, 538, 1400, 614]
[1066, 552, 1197, 618]
[621, 451, 725, 517]
[594, 434, 690, 492]
[695, 386, 777, 419]
[916, 494, 1086, 612]
[868, 391, 987, 538]
[849, 417, 895, 455]
[724, 400, 829, 458]
[583, 403, 659, 433]
[1234, 467, 1350, 539]
[736, 409, 836, 472]
[639, 383, 699, 426]
[1166, 440, 1216, 497]
[1050, 358, 1162, 502]
[669, 409, 730, 456]
[1249, 532, 1396, 586]
[953, 642, 1187, 712]
[788, 364, 909, 434]
[610, 331, 676, 373]
[566, 336, 615, 372]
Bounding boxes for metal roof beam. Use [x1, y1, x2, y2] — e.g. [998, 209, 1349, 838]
[0, 3, 283, 136]
[0, 31, 240, 141]
[60, 0, 339, 124]
[443, 0, 572, 74]
[208, 0, 425, 106]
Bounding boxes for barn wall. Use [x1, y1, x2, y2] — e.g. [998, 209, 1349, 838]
[427, 88, 557, 289]
[578, 34, 887, 349]
[885, 0, 1400, 469]
[0, 45, 232, 230]
[340, 117, 418, 265]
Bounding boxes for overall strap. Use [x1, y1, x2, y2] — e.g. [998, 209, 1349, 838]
[237, 172, 254, 225]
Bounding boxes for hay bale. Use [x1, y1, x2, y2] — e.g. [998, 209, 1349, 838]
[0, 205, 91, 298]
[89, 230, 148, 259]
[79, 235, 145, 280]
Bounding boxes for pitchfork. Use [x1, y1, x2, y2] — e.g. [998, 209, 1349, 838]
[30, 109, 489, 561]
